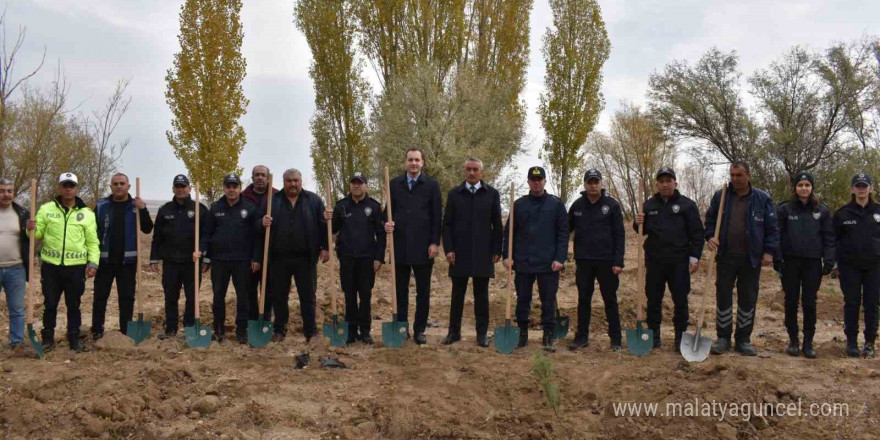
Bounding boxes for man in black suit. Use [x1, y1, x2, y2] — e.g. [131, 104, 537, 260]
[384, 148, 443, 345]
[441, 158, 503, 347]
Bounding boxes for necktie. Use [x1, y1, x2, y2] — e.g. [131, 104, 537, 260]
[470, 185, 476, 194]
[409, 179, 414, 190]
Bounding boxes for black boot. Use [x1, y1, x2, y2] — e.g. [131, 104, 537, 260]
[651, 328, 662, 349]
[674, 330, 683, 353]
[345, 327, 359, 345]
[542, 331, 556, 353]
[517, 326, 529, 349]
[41, 330, 55, 353]
[846, 336, 860, 358]
[863, 340, 875, 358]
[476, 333, 489, 348]
[568, 332, 590, 351]
[236, 328, 247, 344]
[735, 340, 757, 356]
[710, 338, 731, 355]
[442, 332, 461, 345]
[68, 332, 82, 353]
[786, 337, 801, 357]
[802, 339, 817, 359]
[212, 328, 225, 343]
[610, 337, 622, 351]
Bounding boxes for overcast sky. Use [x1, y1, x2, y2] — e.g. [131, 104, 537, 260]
[5, 0, 880, 200]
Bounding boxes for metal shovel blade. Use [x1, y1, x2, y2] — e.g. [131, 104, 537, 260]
[27, 323, 43, 359]
[247, 317, 273, 348]
[493, 319, 520, 355]
[680, 327, 712, 362]
[554, 309, 570, 340]
[126, 313, 151, 346]
[322, 315, 349, 347]
[381, 315, 407, 348]
[625, 321, 653, 357]
[184, 318, 212, 349]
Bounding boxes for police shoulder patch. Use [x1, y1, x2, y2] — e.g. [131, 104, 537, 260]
[601, 205, 610, 215]
[76, 212, 84, 222]
[187, 210, 195, 218]
[672, 204, 680, 213]
[364, 206, 373, 217]
[240, 209, 248, 218]
[812, 212, 820, 220]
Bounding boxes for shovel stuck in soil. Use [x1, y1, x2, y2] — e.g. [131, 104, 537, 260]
[127, 178, 151, 345]
[26, 180, 43, 358]
[381, 166, 407, 349]
[626, 182, 653, 356]
[554, 308, 570, 340]
[249, 175, 274, 348]
[494, 182, 520, 354]
[321, 182, 349, 347]
[184, 183, 212, 349]
[681, 184, 727, 362]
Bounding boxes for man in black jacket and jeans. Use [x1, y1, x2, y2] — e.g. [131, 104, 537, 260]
[255, 169, 329, 343]
[383, 148, 442, 345]
[634, 167, 704, 352]
[325, 172, 385, 345]
[441, 158, 503, 348]
[150, 174, 208, 339]
[503, 166, 568, 351]
[202, 174, 258, 343]
[567, 169, 625, 351]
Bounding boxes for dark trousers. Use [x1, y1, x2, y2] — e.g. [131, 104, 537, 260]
[715, 255, 761, 342]
[838, 263, 880, 343]
[270, 255, 317, 337]
[91, 262, 136, 335]
[41, 263, 86, 340]
[515, 271, 559, 333]
[645, 259, 690, 335]
[340, 256, 375, 334]
[448, 276, 490, 336]
[574, 260, 622, 341]
[394, 262, 433, 334]
[162, 261, 199, 333]
[250, 268, 273, 321]
[781, 257, 821, 342]
[211, 260, 252, 333]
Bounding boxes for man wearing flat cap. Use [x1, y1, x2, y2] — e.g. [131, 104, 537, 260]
[634, 167, 705, 352]
[202, 173, 258, 343]
[503, 166, 568, 351]
[567, 168, 625, 351]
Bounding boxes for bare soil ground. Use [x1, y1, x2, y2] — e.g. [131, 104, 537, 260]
[2, 230, 879, 439]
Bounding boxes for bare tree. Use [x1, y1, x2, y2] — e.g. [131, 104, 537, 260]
[84, 78, 131, 202]
[678, 162, 716, 214]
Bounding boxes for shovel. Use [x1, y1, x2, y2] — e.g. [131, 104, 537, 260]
[681, 183, 728, 362]
[626, 182, 653, 356]
[321, 182, 349, 347]
[26, 180, 43, 358]
[381, 166, 407, 348]
[126, 178, 151, 345]
[249, 174, 274, 348]
[554, 308, 570, 340]
[494, 182, 520, 354]
[184, 183, 212, 349]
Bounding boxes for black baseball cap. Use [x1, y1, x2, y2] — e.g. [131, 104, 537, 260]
[584, 169, 602, 182]
[528, 166, 546, 180]
[350, 172, 367, 184]
[223, 174, 241, 185]
[852, 173, 872, 186]
[173, 174, 190, 187]
[656, 167, 676, 180]
[793, 172, 814, 186]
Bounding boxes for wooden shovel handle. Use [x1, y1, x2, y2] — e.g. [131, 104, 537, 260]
[27, 180, 37, 326]
[635, 182, 646, 321]
[325, 182, 336, 316]
[193, 183, 200, 320]
[696, 184, 728, 330]
[258, 175, 273, 316]
[506, 182, 515, 321]
[384, 167, 397, 312]
[135, 178, 142, 316]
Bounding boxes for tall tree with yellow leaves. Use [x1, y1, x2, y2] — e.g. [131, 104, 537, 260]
[165, 0, 248, 200]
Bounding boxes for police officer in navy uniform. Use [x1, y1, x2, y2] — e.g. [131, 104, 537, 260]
[383, 148, 443, 345]
[441, 158, 503, 348]
[325, 172, 385, 345]
[776, 172, 834, 359]
[502, 166, 568, 351]
[634, 167, 704, 352]
[150, 174, 209, 339]
[833, 173, 880, 358]
[202, 174, 258, 343]
[567, 169, 625, 351]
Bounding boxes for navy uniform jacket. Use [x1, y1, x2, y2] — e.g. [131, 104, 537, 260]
[634, 190, 704, 264]
[502, 192, 568, 274]
[331, 193, 386, 261]
[776, 199, 834, 263]
[569, 191, 625, 267]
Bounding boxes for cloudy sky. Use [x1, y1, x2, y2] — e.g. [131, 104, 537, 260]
[5, 0, 880, 200]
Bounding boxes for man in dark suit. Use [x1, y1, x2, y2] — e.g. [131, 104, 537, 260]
[441, 158, 503, 347]
[384, 148, 443, 345]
